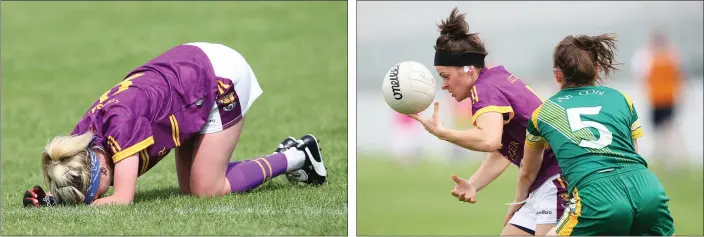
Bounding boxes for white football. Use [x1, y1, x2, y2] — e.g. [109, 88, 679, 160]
[382, 61, 437, 114]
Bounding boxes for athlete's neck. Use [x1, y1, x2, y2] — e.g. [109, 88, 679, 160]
[561, 82, 597, 90]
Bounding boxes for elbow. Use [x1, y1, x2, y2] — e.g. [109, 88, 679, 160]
[480, 139, 502, 152]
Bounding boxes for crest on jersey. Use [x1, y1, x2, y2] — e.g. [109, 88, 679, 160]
[218, 91, 238, 112]
[218, 92, 237, 105]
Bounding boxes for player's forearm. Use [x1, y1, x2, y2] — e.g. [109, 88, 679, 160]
[92, 194, 133, 206]
[514, 173, 534, 203]
[515, 144, 545, 201]
[468, 152, 511, 192]
[438, 127, 502, 152]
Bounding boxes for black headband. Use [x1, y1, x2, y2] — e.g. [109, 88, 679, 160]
[434, 50, 486, 67]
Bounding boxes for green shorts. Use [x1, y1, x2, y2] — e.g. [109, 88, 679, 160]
[555, 166, 675, 236]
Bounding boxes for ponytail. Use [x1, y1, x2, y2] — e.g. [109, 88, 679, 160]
[553, 33, 621, 86]
[41, 132, 94, 204]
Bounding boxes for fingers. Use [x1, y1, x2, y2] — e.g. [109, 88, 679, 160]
[451, 174, 465, 184]
[457, 192, 466, 202]
[432, 101, 440, 121]
[450, 190, 459, 197]
[465, 194, 476, 204]
[456, 193, 476, 204]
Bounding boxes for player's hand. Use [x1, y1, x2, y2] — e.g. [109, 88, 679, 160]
[504, 202, 525, 226]
[90, 196, 133, 206]
[23, 185, 57, 208]
[450, 174, 477, 204]
[408, 101, 445, 137]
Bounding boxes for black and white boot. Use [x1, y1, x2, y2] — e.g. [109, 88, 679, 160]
[287, 134, 327, 185]
[274, 136, 298, 153]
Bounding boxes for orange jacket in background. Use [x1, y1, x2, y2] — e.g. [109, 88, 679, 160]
[646, 48, 682, 108]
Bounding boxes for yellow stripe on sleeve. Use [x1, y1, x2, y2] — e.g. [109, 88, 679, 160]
[616, 89, 635, 114]
[472, 106, 514, 126]
[531, 104, 544, 133]
[112, 137, 155, 163]
[169, 115, 181, 147]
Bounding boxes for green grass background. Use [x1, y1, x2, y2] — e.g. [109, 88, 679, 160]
[1, 1, 347, 235]
[357, 156, 703, 236]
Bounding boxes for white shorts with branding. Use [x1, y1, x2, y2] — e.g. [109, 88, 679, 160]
[185, 42, 263, 134]
[507, 173, 567, 232]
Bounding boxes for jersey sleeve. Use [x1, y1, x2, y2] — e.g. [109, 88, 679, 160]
[618, 90, 644, 140]
[630, 104, 644, 139]
[525, 105, 547, 148]
[104, 116, 155, 163]
[470, 84, 514, 126]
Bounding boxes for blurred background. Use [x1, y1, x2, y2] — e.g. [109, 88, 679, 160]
[356, 1, 703, 235]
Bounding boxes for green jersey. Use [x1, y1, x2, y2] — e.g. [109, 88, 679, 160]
[526, 85, 646, 193]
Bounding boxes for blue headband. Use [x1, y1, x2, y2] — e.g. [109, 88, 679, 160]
[84, 145, 102, 204]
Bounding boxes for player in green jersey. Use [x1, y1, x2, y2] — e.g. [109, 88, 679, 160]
[507, 33, 675, 236]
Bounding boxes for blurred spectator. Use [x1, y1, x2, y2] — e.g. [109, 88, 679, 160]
[631, 30, 685, 171]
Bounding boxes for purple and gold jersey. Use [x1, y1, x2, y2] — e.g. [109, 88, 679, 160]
[468, 66, 563, 192]
[71, 45, 240, 176]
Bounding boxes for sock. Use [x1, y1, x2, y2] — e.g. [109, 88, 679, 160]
[225, 152, 289, 193]
[283, 147, 306, 172]
[227, 161, 242, 170]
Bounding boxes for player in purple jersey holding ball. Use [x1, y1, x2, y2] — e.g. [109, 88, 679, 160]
[409, 8, 567, 235]
[22, 42, 327, 207]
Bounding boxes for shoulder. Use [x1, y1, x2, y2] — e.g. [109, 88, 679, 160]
[530, 101, 546, 125]
[606, 87, 634, 113]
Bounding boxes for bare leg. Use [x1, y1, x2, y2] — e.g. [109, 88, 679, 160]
[536, 224, 556, 236]
[546, 225, 559, 236]
[500, 224, 533, 236]
[189, 119, 245, 197]
[175, 138, 196, 194]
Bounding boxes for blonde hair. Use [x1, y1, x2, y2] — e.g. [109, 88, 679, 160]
[41, 131, 95, 204]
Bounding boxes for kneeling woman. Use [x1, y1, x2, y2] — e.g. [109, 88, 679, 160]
[24, 42, 328, 207]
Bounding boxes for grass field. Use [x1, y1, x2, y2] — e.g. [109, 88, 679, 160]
[1, 1, 347, 235]
[357, 156, 703, 236]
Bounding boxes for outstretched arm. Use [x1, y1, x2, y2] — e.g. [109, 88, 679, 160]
[468, 151, 511, 191]
[437, 112, 505, 152]
[409, 102, 505, 152]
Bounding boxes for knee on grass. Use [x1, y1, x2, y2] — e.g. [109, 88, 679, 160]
[189, 180, 229, 197]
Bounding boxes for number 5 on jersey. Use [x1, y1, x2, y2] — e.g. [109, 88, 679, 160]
[566, 106, 613, 149]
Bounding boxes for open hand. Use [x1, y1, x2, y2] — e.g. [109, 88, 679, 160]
[450, 174, 477, 204]
[408, 101, 445, 137]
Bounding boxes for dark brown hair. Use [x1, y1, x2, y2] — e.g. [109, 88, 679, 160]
[553, 34, 620, 86]
[434, 7, 488, 62]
